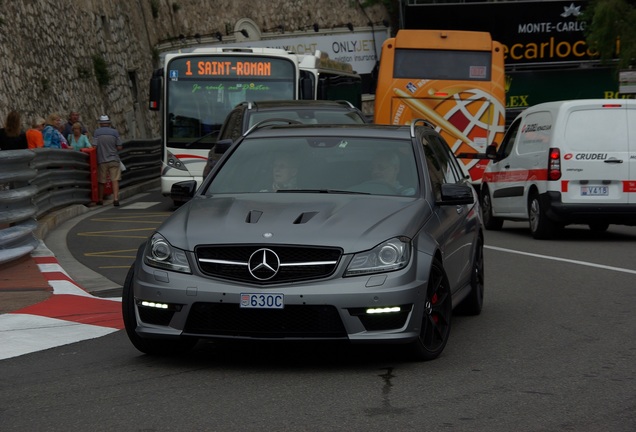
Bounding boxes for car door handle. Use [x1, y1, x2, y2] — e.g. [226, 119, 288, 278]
[604, 159, 623, 164]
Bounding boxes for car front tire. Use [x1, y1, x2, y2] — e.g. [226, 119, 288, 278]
[408, 258, 452, 361]
[455, 238, 484, 316]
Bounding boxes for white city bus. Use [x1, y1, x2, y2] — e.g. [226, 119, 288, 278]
[149, 47, 361, 199]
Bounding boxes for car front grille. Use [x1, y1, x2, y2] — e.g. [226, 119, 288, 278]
[183, 302, 347, 338]
[195, 245, 342, 284]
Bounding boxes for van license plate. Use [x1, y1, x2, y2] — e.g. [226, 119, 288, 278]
[581, 186, 608, 196]
[240, 293, 284, 309]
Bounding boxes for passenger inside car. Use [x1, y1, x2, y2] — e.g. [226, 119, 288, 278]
[350, 151, 416, 195]
[270, 153, 299, 191]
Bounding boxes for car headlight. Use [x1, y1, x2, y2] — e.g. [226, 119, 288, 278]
[144, 233, 191, 273]
[344, 237, 411, 276]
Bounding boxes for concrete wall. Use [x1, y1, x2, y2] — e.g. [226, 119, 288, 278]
[0, 0, 388, 140]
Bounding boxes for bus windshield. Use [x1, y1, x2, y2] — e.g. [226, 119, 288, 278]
[394, 49, 492, 81]
[166, 55, 296, 149]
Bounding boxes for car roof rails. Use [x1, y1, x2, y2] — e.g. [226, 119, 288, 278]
[243, 118, 304, 136]
[333, 100, 356, 109]
[410, 118, 438, 138]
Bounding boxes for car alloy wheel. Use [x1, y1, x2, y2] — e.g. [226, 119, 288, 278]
[408, 258, 452, 361]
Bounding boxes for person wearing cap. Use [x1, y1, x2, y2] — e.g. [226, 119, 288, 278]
[93, 114, 123, 206]
[26, 117, 46, 149]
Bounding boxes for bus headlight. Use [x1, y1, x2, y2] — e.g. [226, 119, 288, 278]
[166, 150, 187, 171]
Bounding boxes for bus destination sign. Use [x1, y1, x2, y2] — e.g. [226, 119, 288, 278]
[168, 56, 294, 79]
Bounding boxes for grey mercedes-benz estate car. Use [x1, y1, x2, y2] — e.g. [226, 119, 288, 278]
[123, 120, 485, 361]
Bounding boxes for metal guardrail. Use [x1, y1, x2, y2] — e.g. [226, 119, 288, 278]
[0, 139, 161, 264]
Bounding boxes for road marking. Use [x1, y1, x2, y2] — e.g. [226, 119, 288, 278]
[485, 245, 636, 275]
[122, 201, 162, 209]
[84, 248, 138, 259]
[77, 227, 156, 238]
[2, 250, 124, 360]
[0, 314, 118, 360]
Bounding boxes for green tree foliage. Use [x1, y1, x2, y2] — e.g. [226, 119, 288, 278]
[582, 0, 636, 69]
[92, 54, 111, 87]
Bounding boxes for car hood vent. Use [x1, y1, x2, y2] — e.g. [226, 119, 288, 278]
[245, 210, 263, 224]
[293, 211, 318, 224]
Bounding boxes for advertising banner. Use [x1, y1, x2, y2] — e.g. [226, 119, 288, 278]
[162, 29, 390, 76]
[404, 1, 601, 65]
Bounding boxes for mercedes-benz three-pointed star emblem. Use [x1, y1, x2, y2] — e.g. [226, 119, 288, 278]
[248, 248, 281, 280]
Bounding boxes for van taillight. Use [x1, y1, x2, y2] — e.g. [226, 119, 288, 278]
[548, 148, 561, 180]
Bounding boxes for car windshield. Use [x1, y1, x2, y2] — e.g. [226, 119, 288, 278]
[248, 110, 365, 127]
[204, 135, 419, 196]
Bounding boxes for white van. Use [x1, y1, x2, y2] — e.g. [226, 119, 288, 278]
[478, 99, 636, 239]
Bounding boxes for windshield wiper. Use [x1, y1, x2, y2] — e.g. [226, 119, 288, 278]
[184, 130, 220, 148]
[276, 189, 370, 195]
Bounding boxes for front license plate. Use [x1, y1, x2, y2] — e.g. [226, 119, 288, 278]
[240, 293, 284, 309]
[581, 186, 608, 196]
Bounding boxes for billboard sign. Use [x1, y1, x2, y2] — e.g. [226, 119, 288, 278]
[404, 1, 606, 65]
[160, 29, 390, 76]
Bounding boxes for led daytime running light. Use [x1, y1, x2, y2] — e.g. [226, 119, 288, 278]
[366, 306, 401, 314]
[141, 301, 169, 309]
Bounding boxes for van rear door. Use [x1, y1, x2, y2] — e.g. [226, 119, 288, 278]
[559, 102, 630, 205]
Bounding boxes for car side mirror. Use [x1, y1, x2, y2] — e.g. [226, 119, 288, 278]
[170, 180, 197, 205]
[456, 145, 497, 160]
[148, 69, 162, 111]
[485, 143, 499, 160]
[437, 183, 475, 206]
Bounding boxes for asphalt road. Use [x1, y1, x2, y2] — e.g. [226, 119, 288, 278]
[2, 188, 635, 431]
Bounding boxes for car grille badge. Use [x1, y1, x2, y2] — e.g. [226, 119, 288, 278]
[248, 248, 280, 280]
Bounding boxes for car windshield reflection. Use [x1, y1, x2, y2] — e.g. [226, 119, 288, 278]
[204, 136, 419, 197]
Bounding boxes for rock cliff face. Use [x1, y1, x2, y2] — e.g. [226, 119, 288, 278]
[0, 0, 387, 139]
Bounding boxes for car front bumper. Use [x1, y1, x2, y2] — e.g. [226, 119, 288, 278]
[131, 257, 430, 344]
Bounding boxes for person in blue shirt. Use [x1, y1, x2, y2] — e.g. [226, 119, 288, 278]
[93, 115, 123, 206]
[42, 113, 68, 148]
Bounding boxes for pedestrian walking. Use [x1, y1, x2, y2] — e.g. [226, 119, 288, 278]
[93, 114, 123, 206]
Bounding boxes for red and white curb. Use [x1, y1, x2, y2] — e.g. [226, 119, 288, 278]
[0, 253, 124, 360]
